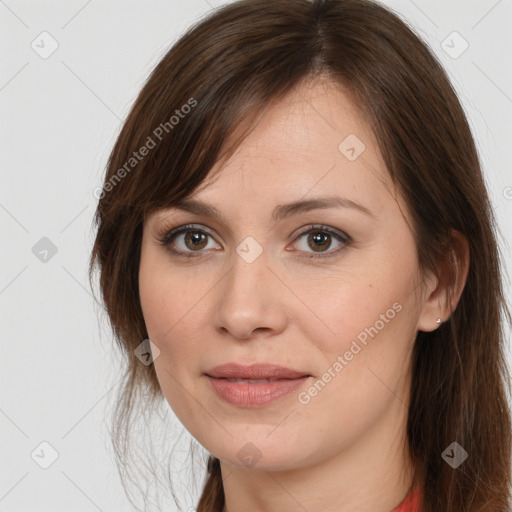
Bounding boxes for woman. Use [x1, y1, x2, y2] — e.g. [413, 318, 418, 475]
[89, 0, 512, 511]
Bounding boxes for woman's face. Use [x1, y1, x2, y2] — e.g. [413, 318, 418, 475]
[139, 78, 436, 472]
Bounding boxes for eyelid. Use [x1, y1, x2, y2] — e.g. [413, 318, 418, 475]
[157, 223, 220, 251]
[289, 224, 351, 259]
[157, 222, 352, 259]
[292, 223, 348, 241]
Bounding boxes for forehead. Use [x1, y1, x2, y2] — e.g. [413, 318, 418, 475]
[221, 78, 373, 161]
[151, 77, 409, 227]
[197, 79, 394, 204]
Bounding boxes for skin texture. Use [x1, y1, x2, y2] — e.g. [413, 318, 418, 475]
[138, 78, 459, 512]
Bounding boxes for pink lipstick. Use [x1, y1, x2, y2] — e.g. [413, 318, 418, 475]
[205, 363, 311, 408]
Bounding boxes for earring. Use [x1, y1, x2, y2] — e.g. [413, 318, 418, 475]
[436, 318, 441, 325]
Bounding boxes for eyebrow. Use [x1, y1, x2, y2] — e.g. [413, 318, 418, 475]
[165, 196, 374, 223]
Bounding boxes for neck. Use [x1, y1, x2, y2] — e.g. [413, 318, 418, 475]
[220, 397, 415, 512]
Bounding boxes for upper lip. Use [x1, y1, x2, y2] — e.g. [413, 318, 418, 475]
[205, 363, 310, 380]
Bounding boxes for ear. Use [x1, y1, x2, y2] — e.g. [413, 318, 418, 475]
[416, 230, 470, 333]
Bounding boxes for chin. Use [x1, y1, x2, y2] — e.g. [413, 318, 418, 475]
[205, 436, 316, 473]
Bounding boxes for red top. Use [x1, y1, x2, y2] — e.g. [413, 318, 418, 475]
[391, 486, 422, 512]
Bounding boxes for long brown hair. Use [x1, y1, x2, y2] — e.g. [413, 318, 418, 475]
[89, 0, 512, 510]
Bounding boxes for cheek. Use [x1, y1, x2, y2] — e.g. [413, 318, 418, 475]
[294, 297, 416, 454]
[138, 246, 213, 403]
[139, 249, 188, 393]
[306, 254, 419, 358]
[299, 250, 421, 408]
[139, 256, 199, 421]
[139, 244, 202, 344]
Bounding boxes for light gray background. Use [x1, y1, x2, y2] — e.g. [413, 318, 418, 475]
[1, 1, 511, 511]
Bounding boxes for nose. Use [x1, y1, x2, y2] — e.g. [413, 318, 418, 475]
[212, 245, 288, 341]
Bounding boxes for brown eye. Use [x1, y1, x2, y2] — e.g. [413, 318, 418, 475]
[292, 225, 351, 259]
[183, 230, 208, 251]
[307, 231, 332, 252]
[160, 224, 220, 257]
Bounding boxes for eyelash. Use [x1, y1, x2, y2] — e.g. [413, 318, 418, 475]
[157, 223, 352, 260]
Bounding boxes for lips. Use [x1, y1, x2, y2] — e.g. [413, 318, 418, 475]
[205, 363, 310, 380]
[204, 363, 311, 407]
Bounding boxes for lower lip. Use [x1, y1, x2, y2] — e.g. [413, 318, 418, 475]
[206, 376, 310, 408]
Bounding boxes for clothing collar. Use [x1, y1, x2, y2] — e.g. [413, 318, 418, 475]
[391, 485, 421, 512]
